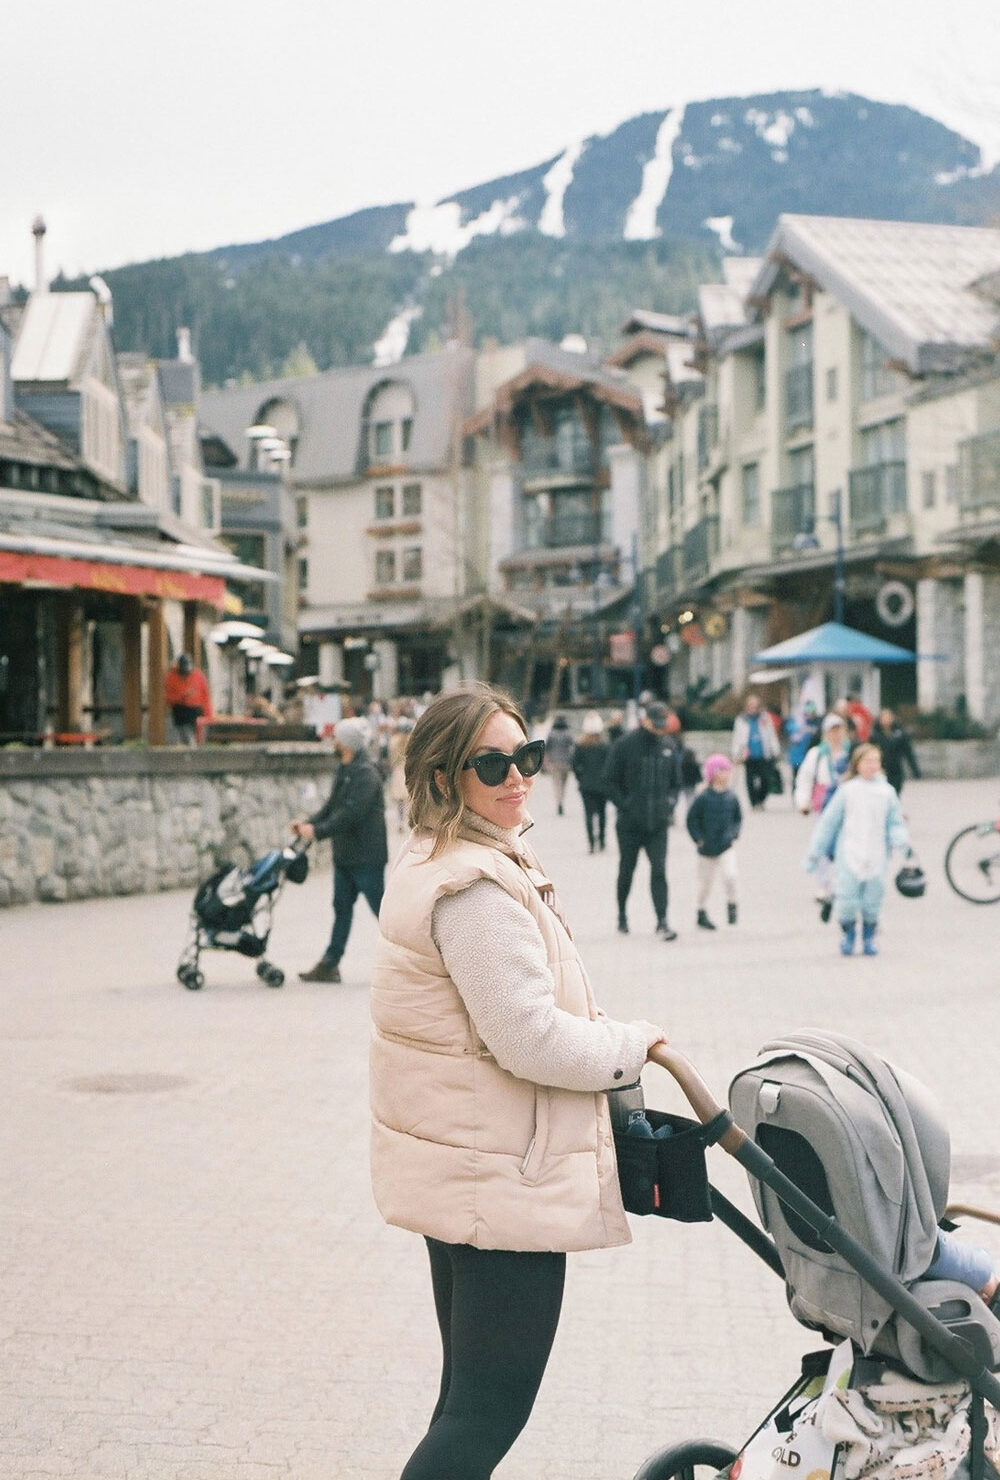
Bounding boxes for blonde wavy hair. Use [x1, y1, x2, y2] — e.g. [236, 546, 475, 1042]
[404, 683, 528, 858]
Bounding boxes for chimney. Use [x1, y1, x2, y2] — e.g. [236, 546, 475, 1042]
[176, 326, 193, 364]
[31, 215, 47, 294]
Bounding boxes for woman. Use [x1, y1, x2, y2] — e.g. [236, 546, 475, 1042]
[570, 709, 610, 851]
[793, 713, 853, 921]
[542, 712, 575, 814]
[371, 684, 667, 1480]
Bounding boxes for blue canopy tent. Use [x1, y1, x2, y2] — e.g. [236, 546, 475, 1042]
[749, 621, 915, 715]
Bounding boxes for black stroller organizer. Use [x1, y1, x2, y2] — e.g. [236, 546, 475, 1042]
[616, 1039, 1000, 1480]
[177, 839, 310, 990]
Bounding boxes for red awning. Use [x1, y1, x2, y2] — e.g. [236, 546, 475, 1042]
[0, 550, 227, 606]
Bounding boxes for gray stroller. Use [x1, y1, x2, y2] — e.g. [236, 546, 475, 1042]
[617, 1031, 1000, 1480]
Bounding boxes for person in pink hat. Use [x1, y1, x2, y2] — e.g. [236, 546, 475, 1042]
[685, 753, 742, 929]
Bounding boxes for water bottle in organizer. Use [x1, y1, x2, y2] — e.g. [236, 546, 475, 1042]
[607, 1080, 647, 1135]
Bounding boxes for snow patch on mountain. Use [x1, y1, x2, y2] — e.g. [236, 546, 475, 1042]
[389, 196, 525, 256]
[539, 140, 585, 237]
[373, 305, 423, 366]
[624, 108, 684, 240]
[704, 216, 739, 252]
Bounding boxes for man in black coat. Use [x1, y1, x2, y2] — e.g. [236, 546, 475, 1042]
[871, 707, 921, 795]
[292, 717, 388, 982]
[602, 701, 683, 940]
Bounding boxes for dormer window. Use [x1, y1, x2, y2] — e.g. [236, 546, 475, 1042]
[363, 379, 417, 467]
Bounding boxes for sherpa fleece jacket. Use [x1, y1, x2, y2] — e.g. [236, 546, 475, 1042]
[370, 815, 645, 1251]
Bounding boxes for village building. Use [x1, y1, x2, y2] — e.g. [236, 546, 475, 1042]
[640, 216, 1000, 722]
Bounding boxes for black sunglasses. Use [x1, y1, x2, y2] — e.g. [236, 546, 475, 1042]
[462, 739, 545, 787]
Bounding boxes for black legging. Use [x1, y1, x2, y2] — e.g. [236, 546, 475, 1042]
[400, 1238, 566, 1480]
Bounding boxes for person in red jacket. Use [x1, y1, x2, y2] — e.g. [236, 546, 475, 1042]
[165, 654, 213, 745]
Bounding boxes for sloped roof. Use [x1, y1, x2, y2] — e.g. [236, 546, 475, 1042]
[0, 406, 83, 470]
[698, 257, 763, 341]
[751, 620, 915, 666]
[620, 309, 692, 337]
[751, 215, 1000, 374]
[199, 346, 475, 482]
[10, 292, 97, 383]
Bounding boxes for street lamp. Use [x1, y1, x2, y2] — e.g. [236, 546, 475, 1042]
[792, 488, 845, 624]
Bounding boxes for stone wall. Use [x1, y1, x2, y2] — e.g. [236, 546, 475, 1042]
[0, 746, 335, 907]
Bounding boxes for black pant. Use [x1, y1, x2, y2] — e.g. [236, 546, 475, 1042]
[323, 863, 384, 965]
[616, 821, 669, 923]
[579, 789, 606, 848]
[400, 1238, 566, 1480]
[744, 757, 771, 808]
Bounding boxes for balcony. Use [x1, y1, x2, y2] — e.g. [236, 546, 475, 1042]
[519, 430, 597, 486]
[785, 364, 814, 432]
[771, 483, 816, 556]
[523, 511, 611, 550]
[682, 515, 720, 582]
[958, 430, 1000, 516]
[848, 461, 907, 535]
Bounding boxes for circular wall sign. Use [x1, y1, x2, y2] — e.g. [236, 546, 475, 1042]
[876, 580, 914, 627]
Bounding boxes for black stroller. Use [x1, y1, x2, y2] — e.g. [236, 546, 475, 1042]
[615, 1031, 1000, 1480]
[176, 840, 310, 990]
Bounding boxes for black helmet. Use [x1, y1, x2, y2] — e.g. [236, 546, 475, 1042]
[895, 864, 926, 899]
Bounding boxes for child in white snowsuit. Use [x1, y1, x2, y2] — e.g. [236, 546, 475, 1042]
[805, 742, 910, 957]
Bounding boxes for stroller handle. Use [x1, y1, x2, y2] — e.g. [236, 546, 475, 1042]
[647, 1043, 748, 1155]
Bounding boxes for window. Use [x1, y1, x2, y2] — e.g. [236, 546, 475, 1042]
[752, 352, 766, 412]
[374, 421, 393, 459]
[375, 550, 396, 584]
[945, 465, 959, 503]
[826, 366, 838, 403]
[402, 482, 422, 516]
[402, 546, 423, 581]
[375, 485, 394, 519]
[742, 463, 760, 526]
[859, 331, 906, 402]
[296, 496, 308, 529]
[298, 557, 308, 592]
[921, 470, 936, 509]
[401, 417, 413, 452]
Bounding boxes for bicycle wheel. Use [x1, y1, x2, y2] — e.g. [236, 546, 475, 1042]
[945, 823, 1000, 904]
[633, 1438, 738, 1480]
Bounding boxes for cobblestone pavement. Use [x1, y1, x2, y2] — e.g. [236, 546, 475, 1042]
[2, 771, 999, 1479]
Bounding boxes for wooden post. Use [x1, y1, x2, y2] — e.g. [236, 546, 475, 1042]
[122, 597, 143, 739]
[147, 599, 167, 746]
[55, 595, 85, 733]
[182, 600, 198, 663]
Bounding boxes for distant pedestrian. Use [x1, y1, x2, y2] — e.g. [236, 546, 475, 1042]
[543, 714, 575, 815]
[731, 694, 781, 810]
[292, 718, 388, 983]
[165, 653, 213, 745]
[784, 700, 821, 788]
[603, 700, 682, 940]
[386, 717, 414, 831]
[805, 742, 911, 957]
[571, 711, 610, 852]
[871, 708, 920, 795]
[606, 709, 625, 744]
[686, 754, 742, 930]
[794, 714, 854, 922]
[845, 691, 874, 742]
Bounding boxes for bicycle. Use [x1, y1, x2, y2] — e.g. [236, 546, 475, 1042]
[944, 811, 1000, 903]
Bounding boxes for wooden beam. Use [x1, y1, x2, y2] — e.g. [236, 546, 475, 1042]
[147, 599, 167, 746]
[55, 595, 85, 732]
[122, 597, 143, 739]
[182, 601, 198, 663]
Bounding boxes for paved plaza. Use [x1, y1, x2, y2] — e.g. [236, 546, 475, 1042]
[2, 770, 1000, 1479]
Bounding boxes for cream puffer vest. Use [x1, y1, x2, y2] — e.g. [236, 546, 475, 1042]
[370, 830, 631, 1252]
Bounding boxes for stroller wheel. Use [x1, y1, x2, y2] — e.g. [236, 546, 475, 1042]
[178, 966, 204, 991]
[256, 962, 285, 988]
[633, 1438, 737, 1480]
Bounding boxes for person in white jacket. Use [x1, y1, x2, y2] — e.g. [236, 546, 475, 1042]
[370, 683, 668, 1480]
[794, 713, 854, 921]
[805, 742, 911, 956]
[731, 694, 781, 810]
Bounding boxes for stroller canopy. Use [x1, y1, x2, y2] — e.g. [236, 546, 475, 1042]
[730, 1029, 950, 1354]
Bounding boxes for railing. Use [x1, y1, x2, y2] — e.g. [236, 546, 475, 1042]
[523, 511, 610, 549]
[785, 364, 814, 431]
[958, 430, 1000, 515]
[772, 482, 816, 555]
[682, 515, 720, 581]
[848, 461, 907, 534]
[519, 432, 597, 480]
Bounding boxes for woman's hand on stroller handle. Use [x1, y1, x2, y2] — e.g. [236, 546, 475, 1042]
[646, 1042, 747, 1155]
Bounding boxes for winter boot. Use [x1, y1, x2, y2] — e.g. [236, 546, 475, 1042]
[839, 921, 856, 956]
[862, 921, 879, 956]
[727, 902, 738, 925]
[696, 909, 716, 931]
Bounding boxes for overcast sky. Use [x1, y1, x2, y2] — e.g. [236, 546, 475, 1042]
[3, 0, 999, 288]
